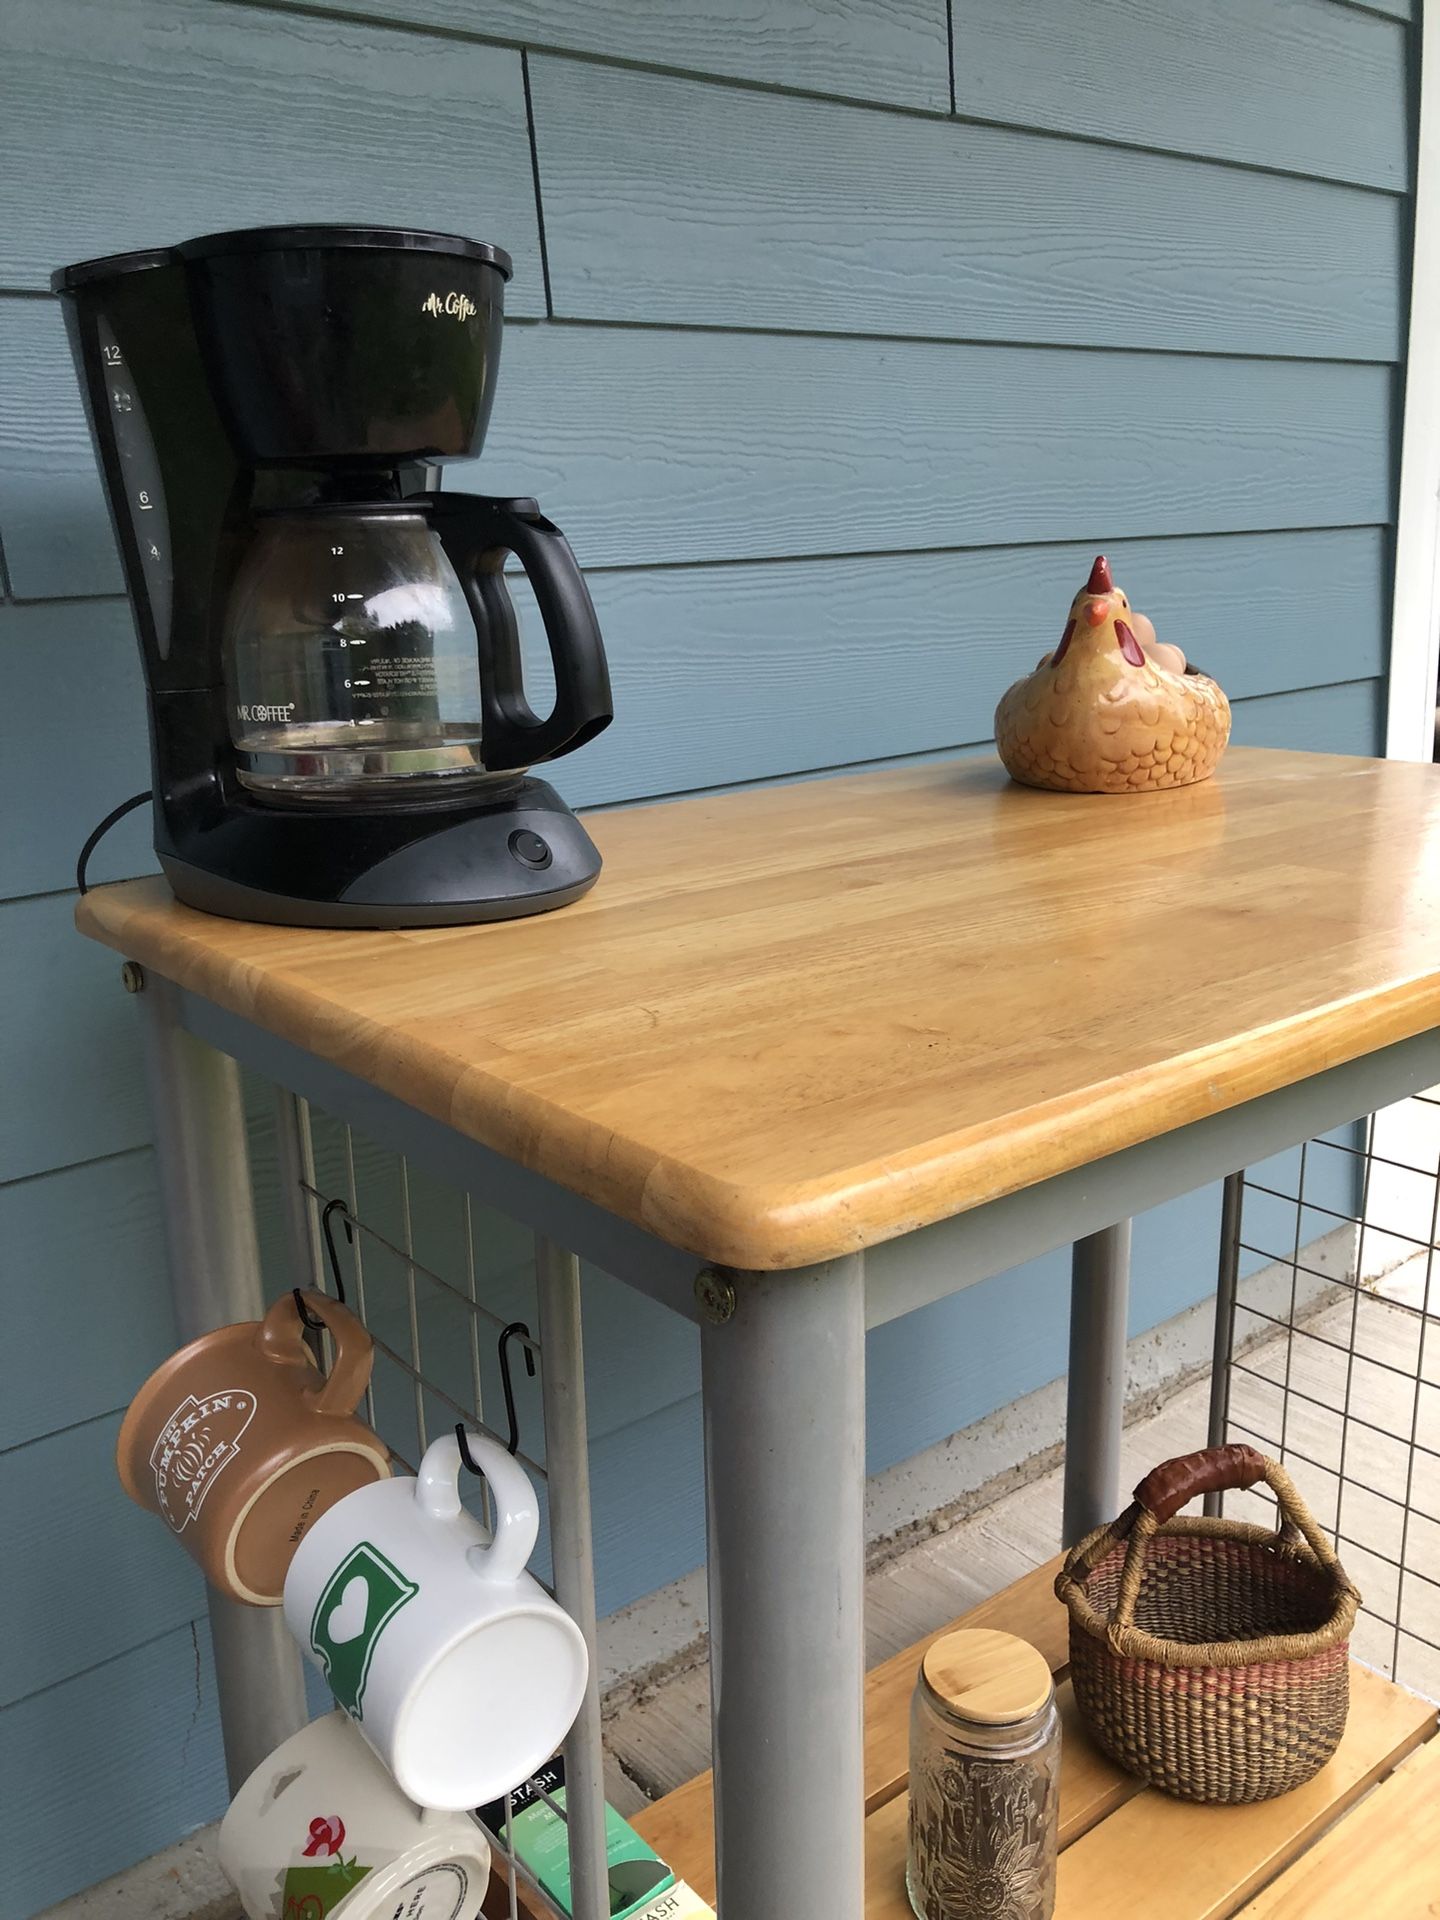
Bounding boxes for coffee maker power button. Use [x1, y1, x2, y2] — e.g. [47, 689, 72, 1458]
[508, 829, 554, 871]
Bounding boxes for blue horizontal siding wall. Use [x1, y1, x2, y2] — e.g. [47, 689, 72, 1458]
[526, 56, 1403, 354]
[0, 0, 1410, 1909]
[953, 0, 1409, 188]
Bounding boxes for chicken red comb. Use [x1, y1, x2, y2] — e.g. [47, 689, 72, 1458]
[1085, 554, 1113, 594]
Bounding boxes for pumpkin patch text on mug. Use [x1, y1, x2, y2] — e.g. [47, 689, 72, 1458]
[284, 1429, 589, 1811]
[117, 1291, 390, 1605]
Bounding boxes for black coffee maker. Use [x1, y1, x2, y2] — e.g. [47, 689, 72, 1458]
[53, 225, 613, 926]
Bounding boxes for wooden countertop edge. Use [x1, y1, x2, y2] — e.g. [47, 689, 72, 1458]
[637, 979, 1440, 1269]
[75, 887, 1440, 1273]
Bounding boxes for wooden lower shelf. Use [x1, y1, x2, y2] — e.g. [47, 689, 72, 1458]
[632, 1558, 1440, 1918]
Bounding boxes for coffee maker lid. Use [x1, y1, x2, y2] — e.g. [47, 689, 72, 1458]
[176, 224, 513, 279]
[51, 246, 180, 294]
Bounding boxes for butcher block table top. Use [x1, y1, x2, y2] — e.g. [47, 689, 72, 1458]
[76, 748, 1440, 1271]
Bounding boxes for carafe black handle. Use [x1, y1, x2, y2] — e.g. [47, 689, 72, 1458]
[428, 494, 612, 772]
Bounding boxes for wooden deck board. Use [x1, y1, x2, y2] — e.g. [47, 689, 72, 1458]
[1048, 1662, 1434, 1920]
[862, 1683, 1141, 1913]
[1236, 1735, 1440, 1917]
[630, 1556, 1071, 1903]
[635, 1559, 1439, 1918]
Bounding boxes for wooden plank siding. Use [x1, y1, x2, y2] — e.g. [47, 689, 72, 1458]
[528, 57, 1403, 355]
[0, 892, 153, 1182]
[0, 598, 152, 896]
[0, 1151, 172, 1454]
[0, 1624, 228, 1920]
[0, 1415, 209, 1708]
[229, 0, 956, 112]
[0, 298, 1399, 593]
[476, 331, 1395, 562]
[0, 0, 546, 302]
[951, 0, 1409, 190]
[0, 527, 1392, 892]
[0, 0, 1412, 1905]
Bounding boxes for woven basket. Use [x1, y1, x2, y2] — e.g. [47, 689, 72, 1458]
[1055, 1444, 1360, 1805]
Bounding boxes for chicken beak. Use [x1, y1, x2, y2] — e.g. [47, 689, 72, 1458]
[1085, 597, 1109, 626]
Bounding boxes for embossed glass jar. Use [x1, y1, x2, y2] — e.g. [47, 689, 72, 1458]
[906, 1628, 1060, 1920]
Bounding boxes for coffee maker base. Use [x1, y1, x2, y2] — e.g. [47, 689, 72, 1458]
[159, 779, 604, 929]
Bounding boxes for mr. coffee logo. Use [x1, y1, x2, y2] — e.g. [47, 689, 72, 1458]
[420, 290, 477, 322]
[237, 701, 295, 724]
[150, 1389, 256, 1533]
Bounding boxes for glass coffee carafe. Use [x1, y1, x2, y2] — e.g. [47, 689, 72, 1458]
[226, 505, 483, 799]
[224, 496, 609, 804]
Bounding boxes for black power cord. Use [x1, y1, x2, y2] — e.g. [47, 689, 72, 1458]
[75, 790, 151, 896]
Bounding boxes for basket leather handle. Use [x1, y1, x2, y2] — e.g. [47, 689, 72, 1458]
[1055, 1448, 1359, 1662]
[1135, 1444, 1268, 1525]
[1109, 1452, 1352, 1637]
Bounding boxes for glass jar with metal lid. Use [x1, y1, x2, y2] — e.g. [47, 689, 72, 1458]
[906, 1627, 1060, 1920]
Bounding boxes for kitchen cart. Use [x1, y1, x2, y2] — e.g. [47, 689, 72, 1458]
[78, 746, 1440, 1920]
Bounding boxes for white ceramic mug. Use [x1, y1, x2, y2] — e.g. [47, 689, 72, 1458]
[284, 1430, 589, 1811]
[218, 1709, 491, 1920]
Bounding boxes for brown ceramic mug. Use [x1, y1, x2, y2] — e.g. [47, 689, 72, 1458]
[116, 1290, 391, 1606]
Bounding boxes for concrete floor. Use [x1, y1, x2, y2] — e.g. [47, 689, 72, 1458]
[38, 1285, 1436, 1917]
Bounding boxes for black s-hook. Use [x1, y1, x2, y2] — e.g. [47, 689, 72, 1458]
[319, 1199, 352, 1304]
[455, 1320, 537, 1467]
[293, 1197, 354, 1332]
[498, 1321, 537, 1457]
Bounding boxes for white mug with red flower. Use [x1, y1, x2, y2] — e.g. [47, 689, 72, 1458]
[218, 1710, 490, 1920]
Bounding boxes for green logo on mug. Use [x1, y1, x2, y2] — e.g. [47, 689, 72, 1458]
[309, 1543, 419, 1719]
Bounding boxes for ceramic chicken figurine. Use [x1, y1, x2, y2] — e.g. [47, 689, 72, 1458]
[994, 555, 1230, 793]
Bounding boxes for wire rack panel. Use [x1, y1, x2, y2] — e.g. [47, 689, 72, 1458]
[270, 1090, 610, 1920]
[1213, 1111, 1440, 1702]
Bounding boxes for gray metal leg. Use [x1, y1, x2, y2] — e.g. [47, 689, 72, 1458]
[1205, 1172, 1245, 1515]
[272, 1087, 324, 1294]
[536, 1238, 609, 1920]
[136, 975, 309, 1789]
[1063, 1222, 1132, 1545]
[701, 1258, 866, 1920]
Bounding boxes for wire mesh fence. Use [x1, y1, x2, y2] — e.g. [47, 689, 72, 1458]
[276, 1091, 604, 1920]
[1213, 1105, 1440, 1702]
